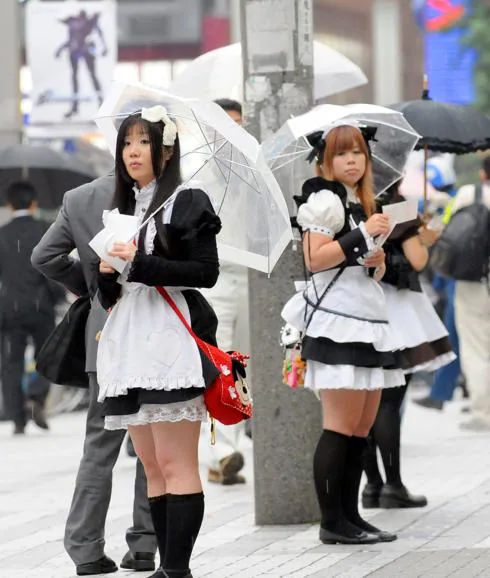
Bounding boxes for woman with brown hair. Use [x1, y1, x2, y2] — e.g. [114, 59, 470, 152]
[282, 124, 405, 545]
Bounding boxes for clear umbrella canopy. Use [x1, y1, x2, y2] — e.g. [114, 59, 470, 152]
[169, 41, 368, 102]
[262, 103, 421, 199]
[95, 81, 292, 274]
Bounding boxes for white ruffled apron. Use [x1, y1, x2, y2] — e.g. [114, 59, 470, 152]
[382, 283, 456, 374]
[282, 266, 405, 390]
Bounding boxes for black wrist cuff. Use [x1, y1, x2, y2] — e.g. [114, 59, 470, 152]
[338, 228, 369, 264]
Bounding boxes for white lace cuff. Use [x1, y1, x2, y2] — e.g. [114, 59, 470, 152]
[302, 224, 335, 237]
[359, 222, 376, 252]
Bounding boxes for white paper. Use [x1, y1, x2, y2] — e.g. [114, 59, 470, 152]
[374, 199, 418, 249]
[89, 212, 139, 273]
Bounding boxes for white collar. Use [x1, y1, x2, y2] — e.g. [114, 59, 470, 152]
[133, 179, 156, 203]
[12, 209, 32, 218]
[343, 184, 359, 204]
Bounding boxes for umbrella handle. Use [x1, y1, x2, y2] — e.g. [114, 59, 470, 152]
[423, 144, 428, 221]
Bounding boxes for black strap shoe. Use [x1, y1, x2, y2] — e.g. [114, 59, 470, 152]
[120, 551, 155, 571]
[379, 484, 428, 508]
[319, 519, 380, 545]
[361, 482, 382, 508]
[76, 555, 117, 576]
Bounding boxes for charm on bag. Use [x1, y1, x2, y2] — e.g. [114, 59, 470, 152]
[280, 324, 306, 389]
[282, 343, 306, 388]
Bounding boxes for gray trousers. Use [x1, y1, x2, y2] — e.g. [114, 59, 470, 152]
[64, 373, 156, 565]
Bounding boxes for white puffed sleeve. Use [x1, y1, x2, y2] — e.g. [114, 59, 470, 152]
[296, 189, 345, 237]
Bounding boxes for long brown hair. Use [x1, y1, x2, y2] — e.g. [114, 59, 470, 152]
[317, 125, 375, 217]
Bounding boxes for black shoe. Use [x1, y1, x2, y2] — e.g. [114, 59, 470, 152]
[13, 423, 25, 435]
[361, 482, 382, 508]
[149, 569, 193, 578]
[319, 525, 379, 545]
[413, 396, 443, 411]
[370, 529, 398, 542]
[379, 484, 428, 509]
[27, 400, 49, 430]
[120, 551, 155, 571]
[76, 555, 118, 576]
[350, 519, 397, 542]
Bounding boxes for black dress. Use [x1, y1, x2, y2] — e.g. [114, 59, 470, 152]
[96, 183, 222, 430]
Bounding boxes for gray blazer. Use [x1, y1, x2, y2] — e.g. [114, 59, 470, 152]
[31, 175, 115, 372]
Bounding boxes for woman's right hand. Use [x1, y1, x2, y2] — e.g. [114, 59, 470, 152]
[99, 260, 116, 274]
[364, 214, 390, 237]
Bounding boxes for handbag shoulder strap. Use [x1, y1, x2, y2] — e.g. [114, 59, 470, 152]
[155, 286, 198, 341]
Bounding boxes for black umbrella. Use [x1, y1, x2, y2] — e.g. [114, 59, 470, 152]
[390, 83, 490, 214]
[390, 96, 490, 154]
[0, 144, 97, 209]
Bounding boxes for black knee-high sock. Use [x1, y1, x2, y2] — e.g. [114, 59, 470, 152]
[372, 384, 408, 487]
[313, 429, 361, 536]
[363, 433, 384, 486]
[148, 495, 167, 567]
[163, 492, 204, 576]
[343, 436, 382, 533]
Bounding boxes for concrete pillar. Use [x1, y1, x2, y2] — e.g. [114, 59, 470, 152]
[229, 0, 241, 43]
[372, 0, 402, 105]
[241, 0, 321, 525]
[0, 0, 22, 148]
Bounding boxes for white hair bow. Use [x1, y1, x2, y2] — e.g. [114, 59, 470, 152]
[141, 105, 178, 146]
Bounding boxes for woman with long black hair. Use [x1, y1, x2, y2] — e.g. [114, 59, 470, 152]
[96, 106, 221, 578]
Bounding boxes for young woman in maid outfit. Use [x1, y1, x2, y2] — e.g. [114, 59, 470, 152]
[362, 184, 455, 510]
[281, 124, 405, 545]
[96, 106, 222, 578]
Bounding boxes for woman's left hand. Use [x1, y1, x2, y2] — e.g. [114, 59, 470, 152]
[363, 248, 385, 268]
[108, 241, 137, 262]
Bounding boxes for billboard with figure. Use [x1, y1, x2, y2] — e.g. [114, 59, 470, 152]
[26, 1, 117, 124]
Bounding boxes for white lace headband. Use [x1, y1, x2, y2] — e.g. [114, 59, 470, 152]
[141, 105, 178, 146]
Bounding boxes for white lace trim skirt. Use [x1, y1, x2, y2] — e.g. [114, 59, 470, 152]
[104, 396, 207, 430]
[305, 362, 404, 391]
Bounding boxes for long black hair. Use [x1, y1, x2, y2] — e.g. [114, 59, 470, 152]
[113, 112, 182, 224]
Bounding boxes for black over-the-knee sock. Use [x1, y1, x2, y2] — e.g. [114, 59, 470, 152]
[363, 433, 384, 486]
[313, 429, 361, 536]
[148, 494, 167, 567]
[163, 492, 204, 576]
[343, 436, 382, 533]
[372, 384, 408, 487]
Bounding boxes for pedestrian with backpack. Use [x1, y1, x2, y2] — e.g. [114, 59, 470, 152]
[431, 156, 490, 431]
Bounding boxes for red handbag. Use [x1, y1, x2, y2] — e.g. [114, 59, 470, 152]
[156, 287, 253, 426]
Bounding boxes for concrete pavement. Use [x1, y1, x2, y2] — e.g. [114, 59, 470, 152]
[1, 393, 490, 577]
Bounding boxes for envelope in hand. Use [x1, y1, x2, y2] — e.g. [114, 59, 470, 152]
[89, 210, 140, 273]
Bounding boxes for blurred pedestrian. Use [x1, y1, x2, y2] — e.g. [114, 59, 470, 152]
[452, 157, 490, 431]
[31, 174, 157, 576]
[414, 155, 464, 410]
[201, 98, 249, 485]
[96, 107, 221, 578]
[0, 181, 64, 435]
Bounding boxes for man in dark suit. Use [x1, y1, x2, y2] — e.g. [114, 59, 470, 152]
[0, 181, 64, 435]
[31, 175, 156, 576]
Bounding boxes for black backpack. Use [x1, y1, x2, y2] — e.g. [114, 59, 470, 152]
[430, 183, 490, 282]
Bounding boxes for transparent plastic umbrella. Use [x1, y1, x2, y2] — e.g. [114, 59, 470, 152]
[95, 81, 292, 274]
[169, 41, 368, 102]
[262, 103, 421, 198]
